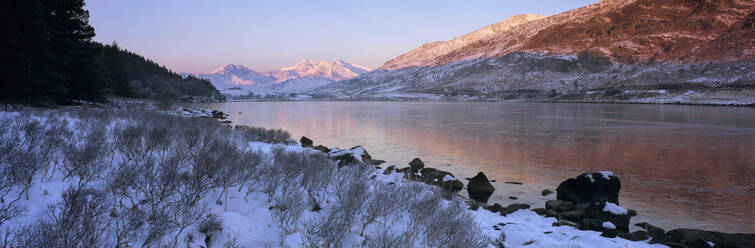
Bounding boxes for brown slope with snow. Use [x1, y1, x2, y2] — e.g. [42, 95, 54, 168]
[384, 0, 755, 70]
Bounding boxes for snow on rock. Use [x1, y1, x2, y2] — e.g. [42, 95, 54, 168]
[603, 221, 617, 229]
[599, 171, 615, 180]
[603, 202, 629, 215]
[442, 174, 456, 182]
[328, 146, 366, 162]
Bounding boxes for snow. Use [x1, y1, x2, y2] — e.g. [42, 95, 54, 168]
[0, 107, 669, 248]
[442, 174, 456, 182]
[586, 173, 595, 183]
[472, 209, 664, 247]
[603, 221, 617, 229]
[327, 146, 366, 162]
[599, 171, 614, 180]
[603, 202, 629, 215]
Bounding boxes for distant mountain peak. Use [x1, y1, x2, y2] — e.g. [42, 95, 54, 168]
[211, 64, 253, 74]
[196, 60, 372, 92]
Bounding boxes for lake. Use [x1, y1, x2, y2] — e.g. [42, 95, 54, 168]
[199, 101, 755, 233]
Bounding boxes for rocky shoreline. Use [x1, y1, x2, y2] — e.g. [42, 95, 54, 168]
[300, 135, 754, 248]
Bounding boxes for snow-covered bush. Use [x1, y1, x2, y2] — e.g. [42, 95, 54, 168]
[235, 125, 294, 144]
[0, 104, 493, 247]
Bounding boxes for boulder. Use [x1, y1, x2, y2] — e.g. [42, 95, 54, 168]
[383, 165, 396, 175]
[313, 145, 330, 153]
[579, 218, 604, 231]
[628, 230, 650, 241]
[299, 136, 313, 148]
[666, 228, 755, 248]
[441, 179, 463, 192]
[584, 202, 632, 232]
[532, 208, 548, 216]
[500, 203, 530, 216]
[545, 199, 576, 212]
[467, 172, 495, 203]
[409, 158, 425, 173]
[419, 168, 454, 183]
[635, 222, 669, 244]
[485, 203, 505, 213]
[556, 171, 621, 205]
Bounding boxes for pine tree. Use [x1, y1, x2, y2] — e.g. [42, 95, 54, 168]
[43, 0, 105, 102]
[0, 0, 66, 104]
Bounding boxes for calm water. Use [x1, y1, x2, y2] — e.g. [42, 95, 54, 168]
[200, 101, 755, 233]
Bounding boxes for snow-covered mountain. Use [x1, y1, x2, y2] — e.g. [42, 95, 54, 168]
[309, 0, 755, 104]
[193, 60, 371, 96]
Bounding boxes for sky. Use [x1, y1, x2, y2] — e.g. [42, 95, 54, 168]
[85, 0, 598, 74]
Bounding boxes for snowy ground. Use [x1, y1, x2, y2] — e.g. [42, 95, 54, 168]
[0, 104, 667, 247]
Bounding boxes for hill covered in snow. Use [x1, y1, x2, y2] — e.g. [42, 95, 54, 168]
[189, 60, 372, 97]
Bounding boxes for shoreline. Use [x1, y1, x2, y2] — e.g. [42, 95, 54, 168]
[222, 98, 755, 107]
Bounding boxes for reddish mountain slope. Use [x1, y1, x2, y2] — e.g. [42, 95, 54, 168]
[385, 0, 755, 70]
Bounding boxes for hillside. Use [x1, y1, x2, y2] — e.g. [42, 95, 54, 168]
[312, 0, 755, 105]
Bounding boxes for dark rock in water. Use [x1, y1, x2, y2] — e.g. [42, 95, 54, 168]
[556, 172, 621, 205]
[383, 165, 397, 175]
[508, 196, 518, 200]
[485, 203, 505, 213]
[409, 158, 425, 173]
[313, 145, 330, 153]
[541, 189, 554, 196]
[635, 222, 669, 243]
[441, 179, 464, 192]
[500, 203, 530, 216]
[579, 218, 604, 231]
[532, 208, 548, 216]
[628, 230, 650, 241]
[299, 136, 313, 148]
[505, 181, 523, 185]
[419, 168, 454, 183]
[467, 172, 495, 203]
[396, 167, 411, 173]
[211, 110, 228, 119]
[666, 228, 755, 248]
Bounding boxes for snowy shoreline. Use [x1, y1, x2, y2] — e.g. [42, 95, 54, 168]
[0, 104, 752, 247]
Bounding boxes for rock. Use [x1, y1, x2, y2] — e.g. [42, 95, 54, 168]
[541, 189, 554, 196]
[419, 168, 454, 183]
[485, 203, 505, 213]
[396, 167, 411, 173]
[584, 202, 632, 232]
[299, 136, 313, 148]
[532, 208, 548, 216]
[552, 220, 578, 228]
[558, 207, 587, 222]
[467, 172, 495, 203]
[635, 222, 669, 243]
[601, 228, 618, 238]
[666, 228, 755, 248]
[383, 165, 396, 175]
[628, 230, 650, 241]
[441, 179, 464, 192]
[313, 145, 330, 153]
[334, 154, 359, 167]
[556, 172, 621, 205]
[508, 196, 518, 200]
[505, 181, 523, 185]
[579, 218, 603, 231]
[409, 158, 425, 173]
[500, 203, 530, 216]
[468, 204, 480, 211]
[545, 199, 576, 212]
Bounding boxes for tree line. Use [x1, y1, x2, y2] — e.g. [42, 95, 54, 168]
[0, 0, 222, 105]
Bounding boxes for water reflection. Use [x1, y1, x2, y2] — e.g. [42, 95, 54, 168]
[201, 101, 755, 233]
